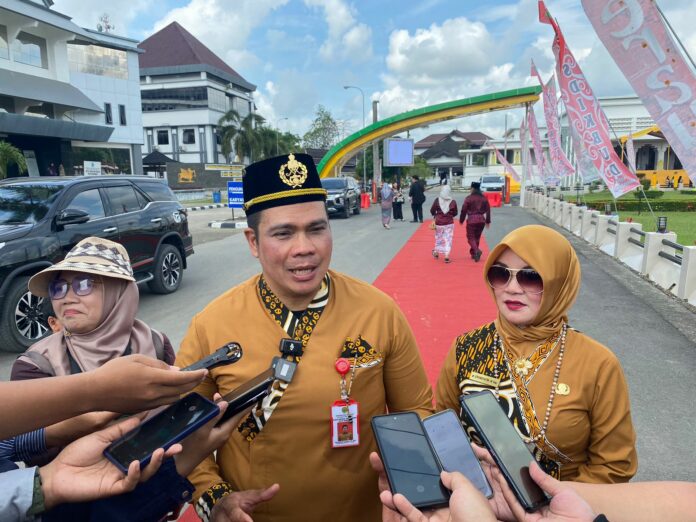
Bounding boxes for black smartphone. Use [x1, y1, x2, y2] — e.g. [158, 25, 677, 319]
[216, 368, 275, 425]
[371, 412, 450, 510]
[422, 409, 493, 498]
[181, 343, 243, 372]
[104, 393, 219, 474]
[460, 391, 549, 512]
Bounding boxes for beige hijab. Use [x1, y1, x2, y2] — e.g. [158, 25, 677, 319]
[437, 184, 453, 212]
[484, 225, 581, 357]
[22, 275, 159, 375]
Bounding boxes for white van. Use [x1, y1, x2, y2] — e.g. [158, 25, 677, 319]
[480, 175, 505, 192]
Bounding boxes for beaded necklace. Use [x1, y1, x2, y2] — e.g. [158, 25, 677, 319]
[492, 323, 567, 444]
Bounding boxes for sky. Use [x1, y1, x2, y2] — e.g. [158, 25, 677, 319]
[52, 0, 696, 141]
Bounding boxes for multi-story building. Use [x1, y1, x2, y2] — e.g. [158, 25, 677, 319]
[0, 0, 144, 177]
[138, 22, 256, 167]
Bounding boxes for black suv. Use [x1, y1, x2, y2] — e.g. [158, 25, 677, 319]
[321, 177, 361, 218]
[0, 176, 193, 353]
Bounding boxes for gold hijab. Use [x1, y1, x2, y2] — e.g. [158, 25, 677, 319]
[483, 225, 581, 356]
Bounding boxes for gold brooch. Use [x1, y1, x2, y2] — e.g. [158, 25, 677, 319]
[279, 153, 308, 188]
[514, 358, 533, 377]
[556, 383, 570, 395]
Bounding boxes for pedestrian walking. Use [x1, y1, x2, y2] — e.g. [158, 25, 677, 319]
[408, 175, 425, 222]
[380, 181, 394, 229]
[459, 181, 490, 262]
[430, 185, 457, 263]
[392, 183, 404, 221]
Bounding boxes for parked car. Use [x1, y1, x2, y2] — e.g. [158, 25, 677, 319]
[0, 175, 193, 353]
[479, 175, 505, 192]
[321, 177, 361, 218]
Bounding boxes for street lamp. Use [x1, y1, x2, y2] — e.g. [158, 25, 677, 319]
[343, 85, 366, 191]
[275, 116, 288, 155]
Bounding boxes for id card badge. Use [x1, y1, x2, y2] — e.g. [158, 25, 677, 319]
[331, 399, 359, 448]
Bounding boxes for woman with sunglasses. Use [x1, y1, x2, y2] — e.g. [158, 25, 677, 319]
[12, 236, 173, 381]
[436, 225, 637, 484]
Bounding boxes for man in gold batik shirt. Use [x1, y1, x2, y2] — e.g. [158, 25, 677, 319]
[175, 153, 433, 522]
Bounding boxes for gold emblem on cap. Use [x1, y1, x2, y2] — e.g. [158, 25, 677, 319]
[556, 383, 570, 395]
[279, 154, 308, 188]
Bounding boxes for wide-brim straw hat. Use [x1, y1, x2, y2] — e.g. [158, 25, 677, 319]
[29, 237, 135, 297]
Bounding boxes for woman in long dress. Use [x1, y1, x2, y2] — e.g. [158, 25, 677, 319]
[380, 182, 394, 229]
[430, 184, 457, 263]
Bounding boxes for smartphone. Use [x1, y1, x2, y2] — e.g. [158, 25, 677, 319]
[422, 409, 493, 498]
[104, 393, 219, 473]
[371, 412, 450, 510]
[215, 368, 275, 425]
[460, 391, 549, 512]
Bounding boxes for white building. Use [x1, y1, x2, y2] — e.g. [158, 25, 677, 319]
[138, 22, 256, 166]
[0, 0, 144, 176]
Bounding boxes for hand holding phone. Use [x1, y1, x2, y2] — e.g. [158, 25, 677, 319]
[460, 391, 549, 512]
[103, 393, 219, 473]
[422, 409, 492, 498]
[371, 412, 450, 510]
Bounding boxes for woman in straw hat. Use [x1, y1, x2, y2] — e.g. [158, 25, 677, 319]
[436, 225, 637, 484]
[12, 236, 173, 380]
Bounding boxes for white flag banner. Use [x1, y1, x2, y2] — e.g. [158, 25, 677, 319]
[626, 133, 637, 175]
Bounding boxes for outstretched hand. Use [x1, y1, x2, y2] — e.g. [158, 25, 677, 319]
[39, 416, 180, 510]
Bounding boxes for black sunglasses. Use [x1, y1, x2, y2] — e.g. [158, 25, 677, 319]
[486, 265, 544, 294]
[48, 275, 100, 300]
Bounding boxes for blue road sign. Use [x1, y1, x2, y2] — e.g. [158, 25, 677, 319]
[227, 179, 244, 209]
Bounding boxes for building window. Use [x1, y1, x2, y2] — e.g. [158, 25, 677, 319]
[141, 86, 208, 112]
[0, 26, 8, 60]
[182, 128, 195, 145]
[104, 103, 113, 125]
[11, 31, 47, 68]
[119, 104, 126, 126]
[157, 130, 169, 146]
[67, 44, 128, 79]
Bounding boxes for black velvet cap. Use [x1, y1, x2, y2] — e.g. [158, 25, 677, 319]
[243, 153, 327, 215]
[471, 181, 481, 189]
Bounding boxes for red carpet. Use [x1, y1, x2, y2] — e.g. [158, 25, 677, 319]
[179, 220, 496, 521]
[373, 220, 498, 385]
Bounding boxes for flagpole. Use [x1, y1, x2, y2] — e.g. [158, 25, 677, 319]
[520, 104, 528, 207]
[655, 1, 696, 72]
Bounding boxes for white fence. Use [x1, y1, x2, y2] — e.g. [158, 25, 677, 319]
[524, 190, 696, 307]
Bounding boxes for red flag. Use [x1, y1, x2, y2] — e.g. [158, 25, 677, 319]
[538, 0, 553, 25]
[549, 15, 640, 198]
[530, 59, 543, 85]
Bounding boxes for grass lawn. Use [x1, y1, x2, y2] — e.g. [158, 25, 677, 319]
[615, 211, 696, 246]
[579, 190, 696, 203]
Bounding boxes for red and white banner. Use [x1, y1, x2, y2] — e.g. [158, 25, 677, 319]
[582, 0, 696, 185]
[490, 142, 521, 182]
[520, 115, 533, 183]
[540, 1, 640, 198]
[531, 60, 576, 178]
[569, 120, 600, 182]
[527, 103, 547, 181]
[626, 133, 637, 175]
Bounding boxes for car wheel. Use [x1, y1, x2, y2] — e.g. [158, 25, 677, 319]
[148, 244, 183, 294]
[0, 275, 50, 353]
[353, 196, 361, 215]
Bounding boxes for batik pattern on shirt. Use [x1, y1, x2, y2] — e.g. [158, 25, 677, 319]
[454, 322, 568, 478]
[237, 275, 330, 441]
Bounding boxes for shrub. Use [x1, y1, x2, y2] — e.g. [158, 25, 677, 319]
[640, 178, 652, 191]
[633, 190, 664, 200]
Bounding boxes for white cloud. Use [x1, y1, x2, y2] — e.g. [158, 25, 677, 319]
[303, 0, 373, 62]
[148, 0, 289, 70]
[254, 69, 319, 135]
[52, 0, 149, 35]
[385, 17, 497, 86]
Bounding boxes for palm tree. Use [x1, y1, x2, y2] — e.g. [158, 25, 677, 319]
[218, 109, 266, 164]
[0, 141, 28, 179]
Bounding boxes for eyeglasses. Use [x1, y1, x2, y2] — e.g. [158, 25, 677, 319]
[486, 265, 544, 294]
[48, 275, 100, 300]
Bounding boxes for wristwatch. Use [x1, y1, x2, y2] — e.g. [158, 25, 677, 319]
[27, 468, 46, 516]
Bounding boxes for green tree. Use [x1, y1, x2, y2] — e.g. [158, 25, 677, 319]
[256, 127, 303, 160]
[0, 141, 28, 179]
[218, 109, 266, 163]
[302, 105, 339, 149]
[403, 156, 432, 179]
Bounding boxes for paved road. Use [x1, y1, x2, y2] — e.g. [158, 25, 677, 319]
[2, 197, 694, 482]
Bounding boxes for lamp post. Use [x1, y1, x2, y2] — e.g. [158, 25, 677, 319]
[343, 85, 366, 192]
[274, 117, 288, 155]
